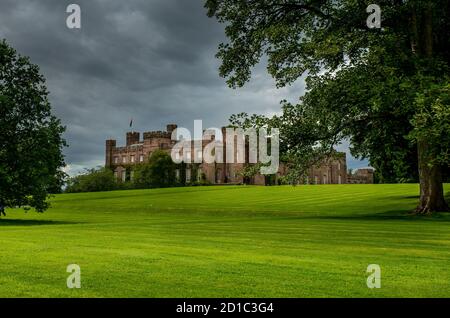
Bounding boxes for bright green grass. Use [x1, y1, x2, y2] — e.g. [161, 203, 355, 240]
[0, 184, 449, 298]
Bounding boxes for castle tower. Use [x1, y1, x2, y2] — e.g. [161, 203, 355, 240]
[105, 139, 116, 167]
[126, 132, 140, 146]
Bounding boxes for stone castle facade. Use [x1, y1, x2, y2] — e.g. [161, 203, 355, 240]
[105, 124, 373, 185]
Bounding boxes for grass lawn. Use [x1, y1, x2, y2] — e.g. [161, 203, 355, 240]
[0, 184, 449, 298]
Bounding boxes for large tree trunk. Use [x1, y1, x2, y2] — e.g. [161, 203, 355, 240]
[411, 2, 449, 214]
[415, 139, 449, 214]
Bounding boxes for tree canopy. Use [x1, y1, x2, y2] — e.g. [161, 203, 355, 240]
[0, 40, 66, 213]
[206, 0, 450, 213]
[65, 167, 117, 193]
[133, 150, 177, 188]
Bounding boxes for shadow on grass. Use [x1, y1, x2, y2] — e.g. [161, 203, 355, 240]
[395, 191, 449, 201]
[0, 219, 81, 226]
[307, 210, 450, 222]
[400, 195, 420, 199]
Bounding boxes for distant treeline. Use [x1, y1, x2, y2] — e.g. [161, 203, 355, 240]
[65, 150, 210, 193]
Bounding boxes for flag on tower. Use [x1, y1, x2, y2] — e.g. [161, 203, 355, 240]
[129, 118, 133, 128]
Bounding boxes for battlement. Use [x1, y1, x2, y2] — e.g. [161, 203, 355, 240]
[126, 132, 140, 146]
[143, 131, 171, 139]
[142, 124, 177, 140]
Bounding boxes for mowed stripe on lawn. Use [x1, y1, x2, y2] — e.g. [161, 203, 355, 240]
[0, 184, 449, 297]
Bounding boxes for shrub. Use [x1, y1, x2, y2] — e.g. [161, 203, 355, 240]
[133, 150, 177, 188]
[65, 168, 117, 193]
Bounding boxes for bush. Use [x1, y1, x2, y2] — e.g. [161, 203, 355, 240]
[65, 168, 117, 193]
[189, 179, 212, 187]
[133, 150, 178, 188]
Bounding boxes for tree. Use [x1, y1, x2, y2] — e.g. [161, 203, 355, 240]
[205, 0, 449, 213]
[133, 150, 177, 188]
[409, 83, 450, 211]
[0, 40, 66, 213]
[65, 168, 117, 193]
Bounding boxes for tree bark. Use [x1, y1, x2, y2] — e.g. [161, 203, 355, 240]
[415, 139, 449, 214]
[423, 2, 433, 57]
[411, 2, 448, 214]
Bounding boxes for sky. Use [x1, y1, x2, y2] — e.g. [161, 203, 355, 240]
[0, 0, 369, 176]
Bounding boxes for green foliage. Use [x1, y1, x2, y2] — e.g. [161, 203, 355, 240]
[189, 179, 212, 187]
[236, 163, 267, 183]
[205, 0, 434, 88]
[409, 82, 450, 167]
[0, 39, 66, 212]
[299, 62, 422, 183]
[188, 170, 212, 186]
[133, 150, 177, 188]
[206, 0, 449, 186]
[65, 167, 117, 193]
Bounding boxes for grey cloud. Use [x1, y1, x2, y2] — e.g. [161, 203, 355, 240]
[0, 0, 367, 175]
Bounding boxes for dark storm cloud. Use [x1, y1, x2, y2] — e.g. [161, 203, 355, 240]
[0, 0, 367, 175]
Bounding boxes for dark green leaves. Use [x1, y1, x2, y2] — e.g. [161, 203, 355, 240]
[0, 40, 66, 213]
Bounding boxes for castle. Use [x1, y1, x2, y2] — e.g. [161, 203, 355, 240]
[105, 124, 373, 185]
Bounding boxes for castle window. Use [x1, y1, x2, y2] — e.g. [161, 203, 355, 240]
[140, 154, 144, 162]
[114, 171, 118, 179]
[130, 155, 135, 163]
[186, 169, 191, 182]
[197, 150, 202, 161]
[338, 163, 341, 171]
[186, 152, 191, 162]
[175, 169, 180, 181]
[122, 156, 127, 163]
[314, 176, 318, 184]
[114, 157, 119, 164]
